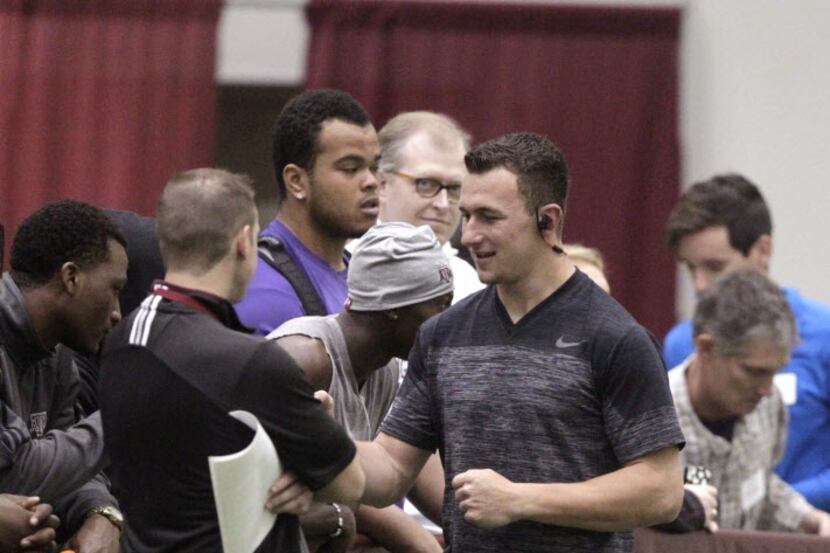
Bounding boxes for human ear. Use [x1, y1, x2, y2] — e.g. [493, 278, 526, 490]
[694, 333, 716, 358]
[60, 262, 80, 295]
[283, 164, 310, 201]
[235, 224, 255, 257]
[536, 203, 564, 241]
[748, 234, 773, 272]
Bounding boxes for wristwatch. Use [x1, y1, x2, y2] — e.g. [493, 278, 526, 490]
[87, 505, 124, 532]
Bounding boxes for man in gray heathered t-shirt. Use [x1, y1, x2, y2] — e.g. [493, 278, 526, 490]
[352, 132, 686, 552]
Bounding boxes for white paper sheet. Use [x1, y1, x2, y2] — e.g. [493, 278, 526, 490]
[209, 410, 281, 553]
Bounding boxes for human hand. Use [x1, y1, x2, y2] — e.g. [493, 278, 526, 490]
[451, 468, 517, 528]
[816, 510, 830, 537]
[314, 390, 335, 418]
[685, 483, 719, 532]
[266, 471, 314, 515]
[801, 508, 830, 536]
[0, 494, 60, 552]
[65, 514, 120, 553]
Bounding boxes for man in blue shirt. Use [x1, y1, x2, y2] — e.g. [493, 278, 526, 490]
[663, 173, 830, 510]
[236, 89, 380, 335]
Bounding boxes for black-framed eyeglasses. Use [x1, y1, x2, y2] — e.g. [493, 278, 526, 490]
[390, 170, 462, 202]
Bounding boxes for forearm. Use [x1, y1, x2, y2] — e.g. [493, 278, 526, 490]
[52, 473, 118, 535]
[0, 412, 106, 500]
[764, 473, 813, 531]
[356, 505, 441, 553]
[357, 441, 427, 508]
[300, 501, 355, 536]
[651, 489, 706, 534]
[512, 448, 683, 531]
[314, 456, 365, 505]
[406, 452, 444, 526]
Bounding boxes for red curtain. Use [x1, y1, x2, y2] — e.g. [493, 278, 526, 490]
[306, 0, 681, 338]
[0, 0, 221, 269]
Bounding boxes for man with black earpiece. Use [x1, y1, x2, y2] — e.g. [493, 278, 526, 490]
[353, 132, 685, 553]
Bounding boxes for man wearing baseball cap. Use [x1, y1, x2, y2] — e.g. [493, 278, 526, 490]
[270, 222, 453, 553]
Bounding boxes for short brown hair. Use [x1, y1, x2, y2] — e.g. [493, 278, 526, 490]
[464, 132, 569, 236]
[666, 174, 772, 255]
[157, 169, 256, 273]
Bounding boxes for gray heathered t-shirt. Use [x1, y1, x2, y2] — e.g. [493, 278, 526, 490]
[380, 270, 685, 552]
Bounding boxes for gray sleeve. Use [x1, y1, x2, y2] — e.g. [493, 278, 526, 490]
[762, 473, 812, 531]
[379, 325, 439, 451]
[52, 472, 118, 535]
[0, 409, 106, 500]
[596, 326, 685, 463]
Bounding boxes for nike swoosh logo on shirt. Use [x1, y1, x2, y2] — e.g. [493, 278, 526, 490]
[555, 336, 585, 348]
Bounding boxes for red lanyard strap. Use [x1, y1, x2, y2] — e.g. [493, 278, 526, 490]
[153, 287, 219, 321]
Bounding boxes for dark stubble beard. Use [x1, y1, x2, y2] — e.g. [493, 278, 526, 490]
[307, 194, 374, 240]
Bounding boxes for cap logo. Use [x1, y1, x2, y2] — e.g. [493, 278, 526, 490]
[439, 266, 453, 284]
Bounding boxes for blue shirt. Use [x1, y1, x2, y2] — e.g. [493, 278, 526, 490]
[235, 220, 348, 336]
[663, 287, 830, 510]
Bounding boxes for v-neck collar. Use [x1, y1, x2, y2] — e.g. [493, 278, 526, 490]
[492, 270, 582, 337]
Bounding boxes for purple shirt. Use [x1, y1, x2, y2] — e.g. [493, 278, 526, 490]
[235, 219, 348, 336]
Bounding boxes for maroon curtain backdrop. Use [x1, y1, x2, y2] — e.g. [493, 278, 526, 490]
[306, 0, 681, 337]
[0, 0, 221, 269]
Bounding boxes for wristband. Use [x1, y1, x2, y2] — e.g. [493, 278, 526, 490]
[329, 502, 344, 538]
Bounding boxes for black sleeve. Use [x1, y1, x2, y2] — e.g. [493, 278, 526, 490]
[52, 472, 119, 535]
[231, 341, 356, 491]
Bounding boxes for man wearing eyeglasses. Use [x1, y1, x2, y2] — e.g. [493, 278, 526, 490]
[377, 111, 484, 303]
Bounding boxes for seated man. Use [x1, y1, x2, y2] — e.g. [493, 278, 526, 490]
[99, 169, 365, 553]
[669, 269, 830, 534]
[272, 222, 453, 552]
[1, 200, 126, 552]
[663, 174, 830, 510]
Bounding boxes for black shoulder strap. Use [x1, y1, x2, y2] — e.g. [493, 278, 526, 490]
[257, 236, 328, 317]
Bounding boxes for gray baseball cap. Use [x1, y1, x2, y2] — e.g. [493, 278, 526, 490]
[347, 222, 454, 311]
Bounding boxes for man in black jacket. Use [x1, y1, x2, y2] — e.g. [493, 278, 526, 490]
[1, 200, 127, 552]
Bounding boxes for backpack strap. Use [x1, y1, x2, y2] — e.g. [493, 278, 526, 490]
[257, 236, 328, 317]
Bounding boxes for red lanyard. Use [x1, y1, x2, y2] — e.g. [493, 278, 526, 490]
[153, 286, 219, 321]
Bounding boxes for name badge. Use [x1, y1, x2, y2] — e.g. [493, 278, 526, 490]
[774, 373, 797, 405]
[741, 469, 765, 512]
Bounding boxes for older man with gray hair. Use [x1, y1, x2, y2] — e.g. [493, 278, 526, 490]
[668, 269, 830, 535]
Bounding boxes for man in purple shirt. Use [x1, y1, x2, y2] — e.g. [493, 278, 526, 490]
[236, 89, 381, 335]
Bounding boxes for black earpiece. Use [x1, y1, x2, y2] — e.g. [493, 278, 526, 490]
[537, 215, 552, 231]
